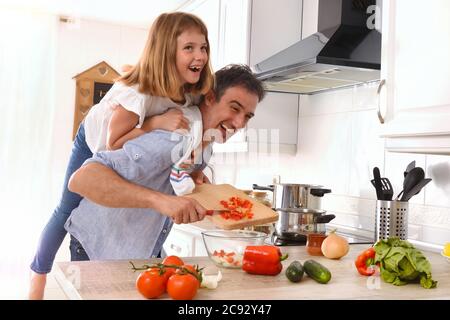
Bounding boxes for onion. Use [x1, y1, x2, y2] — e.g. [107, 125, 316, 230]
[321, 230, 349, 259]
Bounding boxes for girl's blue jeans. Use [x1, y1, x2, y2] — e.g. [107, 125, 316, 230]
[30, 123, 92, 273]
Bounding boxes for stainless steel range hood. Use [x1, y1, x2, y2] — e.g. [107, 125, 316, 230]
[254, 0, 382, 94]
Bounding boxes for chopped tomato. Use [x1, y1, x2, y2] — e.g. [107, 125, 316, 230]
[210, 249, 243, 268]
[217, 196, 254, 221]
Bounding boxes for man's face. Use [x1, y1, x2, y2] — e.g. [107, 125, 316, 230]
[202, 86, 258, 143]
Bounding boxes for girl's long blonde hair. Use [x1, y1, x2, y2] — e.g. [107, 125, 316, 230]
[119, 12, 214, 102]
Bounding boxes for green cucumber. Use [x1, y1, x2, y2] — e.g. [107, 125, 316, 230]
[285, 261, 304, 283]
[303, 260, 331, 284]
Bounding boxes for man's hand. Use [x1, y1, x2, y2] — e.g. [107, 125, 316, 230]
[191, 170, 211, 185]
[69, 163, 207, 221]
[156, 194, 206, 224]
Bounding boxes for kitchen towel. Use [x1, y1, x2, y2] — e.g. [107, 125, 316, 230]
[170, 107, 203, 196]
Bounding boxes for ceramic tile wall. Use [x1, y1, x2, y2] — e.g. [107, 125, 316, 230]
[213, 82, 450, 246]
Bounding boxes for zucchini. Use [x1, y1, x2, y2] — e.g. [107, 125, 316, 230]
[303, 260, 331, 284]
[285, 261, 304, 283]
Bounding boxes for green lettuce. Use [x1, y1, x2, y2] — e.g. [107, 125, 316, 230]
[374, 237, 437, 289]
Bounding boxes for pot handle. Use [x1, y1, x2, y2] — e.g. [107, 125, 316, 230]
[310, 188, 331, 197]
[252, 184, 275, 192]
[315, 214, 336, 223]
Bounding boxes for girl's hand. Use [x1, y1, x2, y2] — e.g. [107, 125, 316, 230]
[142, 108, 190, 132]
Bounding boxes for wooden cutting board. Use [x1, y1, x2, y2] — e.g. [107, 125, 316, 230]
[185, 184, 278, 230]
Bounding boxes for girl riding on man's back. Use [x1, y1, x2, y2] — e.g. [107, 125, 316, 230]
[29, 12, 214, 299]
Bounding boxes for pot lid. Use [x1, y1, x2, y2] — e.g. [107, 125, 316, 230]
[275, 183, 324, 188]
[275, 208, 326, 215]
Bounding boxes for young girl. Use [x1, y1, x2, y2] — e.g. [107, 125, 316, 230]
[29, 12, 214, 299]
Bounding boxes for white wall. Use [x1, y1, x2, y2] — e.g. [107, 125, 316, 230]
[212, 83, 450, 247]
[50, 17, 147, 197]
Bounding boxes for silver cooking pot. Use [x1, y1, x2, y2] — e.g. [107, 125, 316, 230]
[252, 183, 331, 210]
[275, 208, 336, 237]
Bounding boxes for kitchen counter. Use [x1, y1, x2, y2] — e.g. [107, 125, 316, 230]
[54, 244, 450, 300]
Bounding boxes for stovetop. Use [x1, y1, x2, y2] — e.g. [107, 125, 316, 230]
[269, 230, 374, 246]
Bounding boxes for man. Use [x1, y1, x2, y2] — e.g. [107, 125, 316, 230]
[65, 64, 265, 260]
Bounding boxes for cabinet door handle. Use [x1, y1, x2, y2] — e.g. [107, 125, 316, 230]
[170, 244, 182, 253]
[376, 79, 386, 124]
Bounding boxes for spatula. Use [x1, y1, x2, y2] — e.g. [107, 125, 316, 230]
[371, 176, 394, 201]
[372, 167, 383, 200]
[401, 178, 432, 201]
[404, 160, 416, 178]
[396, 167, 425, 201]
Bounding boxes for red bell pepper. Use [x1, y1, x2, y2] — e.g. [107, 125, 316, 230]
[242, 245, 288, 276]
[354, 247, 378, 276]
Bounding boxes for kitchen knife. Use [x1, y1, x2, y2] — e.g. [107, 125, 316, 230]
[372, 167, 383, 200]
[205, 209, 229, 216]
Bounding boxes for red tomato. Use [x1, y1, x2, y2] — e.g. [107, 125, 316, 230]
[162, 255, 184, 277]
[167, 273, 199, 300]
[136, 268, 167, 299]
[176, 264, 201, 288]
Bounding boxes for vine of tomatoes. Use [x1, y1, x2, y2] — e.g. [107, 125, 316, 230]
[130, 255, 202, 300]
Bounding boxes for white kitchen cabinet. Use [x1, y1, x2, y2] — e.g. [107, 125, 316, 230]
[163, 224, 208, 257]
[163, 228, 195, 257]
[249, 0, 303, 67]
[181, 0, 250, 153]
[182, 0, 302, 153]
[180, 0, 220, 70]
[379, 0, 450, 154]
[181, 0, 249, 71]
[217, 0, 250, 68]
[247, 0, 303, 153]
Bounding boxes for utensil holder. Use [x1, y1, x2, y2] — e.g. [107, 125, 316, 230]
[375, 200, 409, 241]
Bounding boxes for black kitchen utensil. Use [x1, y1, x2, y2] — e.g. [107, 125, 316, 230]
[396, 167, 425, 201]
[372, 167, 383, 200]
[404, 160, 416, 178]
[402, 178, 432, 201]
[252, 184, 275, 192]
[370, 177, 394, 201]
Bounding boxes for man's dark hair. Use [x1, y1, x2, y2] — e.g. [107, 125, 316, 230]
[213, 64, 266, 102]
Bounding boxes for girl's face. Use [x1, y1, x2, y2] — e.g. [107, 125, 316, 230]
[176, 27, 208, 85]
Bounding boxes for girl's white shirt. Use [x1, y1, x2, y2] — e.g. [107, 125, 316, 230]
[83, 81, 197, 153]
